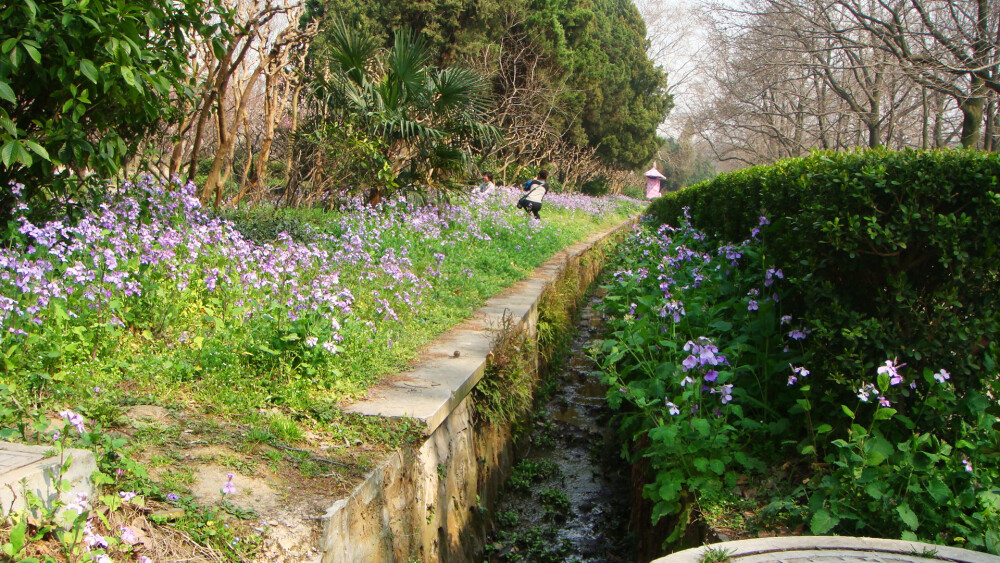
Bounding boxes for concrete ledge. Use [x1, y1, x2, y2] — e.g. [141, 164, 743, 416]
[0, 441, 97, 517]
[343, 218, 636, 435]
[652, 536, 1000, 563]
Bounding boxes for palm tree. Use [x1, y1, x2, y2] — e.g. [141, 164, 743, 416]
[318, 19, 501, 204]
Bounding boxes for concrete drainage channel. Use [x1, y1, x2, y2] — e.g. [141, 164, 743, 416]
[318, 219, 635, 562]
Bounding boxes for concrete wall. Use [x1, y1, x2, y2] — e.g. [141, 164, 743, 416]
[317, 219, 633, 563]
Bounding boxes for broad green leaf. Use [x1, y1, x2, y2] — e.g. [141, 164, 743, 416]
[10, 515, 26, 552]
[120, 65, 137, 87]
[810, 509, 838, 534]
[896, 503, 919, 530]
[815, 423, 833, 434]
[0, 80, 15, 104]
[80, 59, 99, 83]
[865, 482, 884, 499]
[708, 459, 725, 475]
[841, 405, 855, 418]
[0, 38, 16, 54]
[23, 43, 41, 64]
[23, 0, 38, 19]
[23, 139, 49, 160]
[873, 407, 896, 420]
[691, 417, 711, 438]
[1, 140, 16, 166]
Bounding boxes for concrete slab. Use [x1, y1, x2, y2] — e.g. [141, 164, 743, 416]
[653, 536, 1000, 563]
[343, 218, 636, 435]
[0, 441, 97, 516]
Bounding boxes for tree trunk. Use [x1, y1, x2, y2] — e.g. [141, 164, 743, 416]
[960, 76, 986, 149]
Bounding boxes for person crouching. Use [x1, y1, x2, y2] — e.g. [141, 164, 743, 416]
[517, 169, 548, 220]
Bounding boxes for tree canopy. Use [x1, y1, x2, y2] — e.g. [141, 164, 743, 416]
[306, 0, 672, 171]
[0, 0, 231, 208]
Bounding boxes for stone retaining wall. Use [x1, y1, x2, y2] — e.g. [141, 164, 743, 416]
[316, 218, 635, 562]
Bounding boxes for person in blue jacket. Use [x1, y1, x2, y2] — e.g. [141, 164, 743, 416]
[516, 169, 548, 219]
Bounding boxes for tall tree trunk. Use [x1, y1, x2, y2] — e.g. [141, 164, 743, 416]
[959, 77, 986, 149]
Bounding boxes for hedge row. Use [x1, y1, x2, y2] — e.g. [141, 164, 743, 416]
[647, 149, 1000, 388]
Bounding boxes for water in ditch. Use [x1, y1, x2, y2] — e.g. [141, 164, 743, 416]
[484, 292, 633, 562]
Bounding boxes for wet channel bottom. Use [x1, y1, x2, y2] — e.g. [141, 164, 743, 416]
[485, 296, 633, 562]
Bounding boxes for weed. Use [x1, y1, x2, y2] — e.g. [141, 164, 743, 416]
[699, 546, 735, 563]
[471, 312, 535, 427]
[507, 459, 560, 492]
[267, 414, 304, 443]
[496, 510, 519, 527]
[539, 488, 570, 514]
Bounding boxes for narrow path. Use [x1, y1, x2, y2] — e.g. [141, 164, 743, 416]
[486, 292, 632, 562]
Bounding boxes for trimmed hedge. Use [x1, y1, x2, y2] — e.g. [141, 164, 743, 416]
[648, 148, 1000, 392]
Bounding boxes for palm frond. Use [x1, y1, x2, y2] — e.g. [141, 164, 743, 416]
[387, 27, 431, 101]
[431, 67, 489, 114]
[328, 18, 378, 86]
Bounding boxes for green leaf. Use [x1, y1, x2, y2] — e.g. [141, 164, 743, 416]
[23, 43, 41, 64]
[926, 479, 949, 503]
[23, 140, 49, 161]
[841, 405, 855, 419]
[877, 373, 890, 393]
[0, 80, 15, 104]
[0, 38, 16, 54]
[120, 66, 137, 87]
[1, 140, 16, 166]
[896, 502, 919, 530]
[873, 407, 896, 420]
[815, 424, 833, 434]
[865, 482, 884, 499]
[10, 515, 26, 553]
[80, 59, 99, 83]
[691, 417, 711, 438]
[810, 509, 838, 534]
[708, 459, 725, 475]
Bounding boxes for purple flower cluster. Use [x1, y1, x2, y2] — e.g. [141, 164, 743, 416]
[2, 177, 635, 379]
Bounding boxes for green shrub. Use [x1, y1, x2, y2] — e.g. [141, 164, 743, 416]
[597, 149, 1000, 552]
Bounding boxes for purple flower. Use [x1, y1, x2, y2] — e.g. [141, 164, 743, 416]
[59, 410, 85, 434]
[878, 396, 891, 407]
[877, 358, 905, 385]
[719, 384, 734, 404]
[934, 369, 950, 383]
[119, 491, 137, 502]
[120, 525, 139, 545]
[787, 330, 807, 341]
[747, 300, 758, 311]
[857, 383, 876, 402]
[787, 375, 797, 386]
[221, 473, 236, 495]
[963, 459, 973, 472]
[665, 401, 680, 416]
[703, 370, 719, 383]
[780, 315, 792, 325]
[681, 355, 699, 371]
[680, 376, 694, 387]
[166, 492, 179, 501]
[83, 522, 108, 548]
